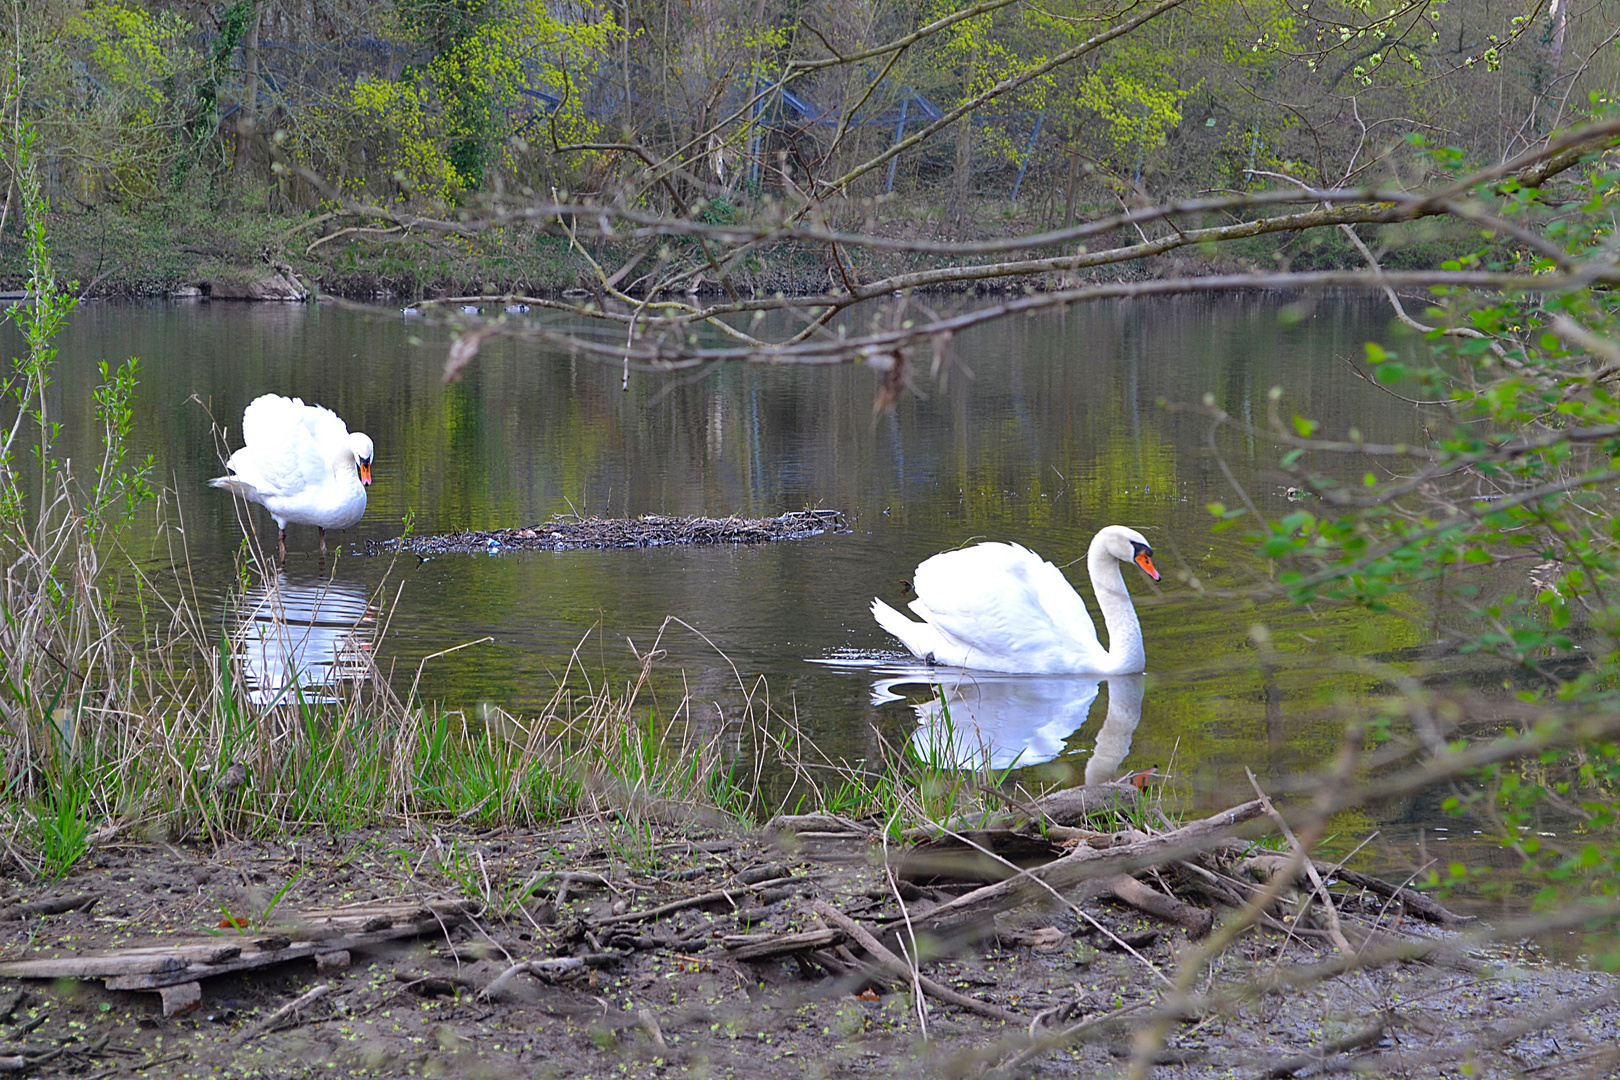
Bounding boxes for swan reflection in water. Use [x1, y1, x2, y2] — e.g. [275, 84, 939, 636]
[232, 575, 376, 703]
[870, 669, 1145, 777]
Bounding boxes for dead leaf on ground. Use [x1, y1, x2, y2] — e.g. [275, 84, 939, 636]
[1002, 926, 1069, 953]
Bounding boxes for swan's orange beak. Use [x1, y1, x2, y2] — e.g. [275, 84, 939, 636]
[359, 462, 372, 486]
[1135, 551, 1160, 580]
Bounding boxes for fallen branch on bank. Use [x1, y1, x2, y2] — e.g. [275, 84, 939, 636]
[1253, 1019, 1389, 1079]
[480, 957, 596, 1000]
[592, 875, 808, 926]
[810, 901, 1024, 1024]
[232, 983, 333, 1046]
[903, 799, 1269, 937]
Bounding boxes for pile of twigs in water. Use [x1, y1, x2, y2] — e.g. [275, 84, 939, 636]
[369, 509, 850, 557]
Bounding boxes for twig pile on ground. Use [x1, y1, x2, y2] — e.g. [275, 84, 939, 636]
[371, 509, 850, 556]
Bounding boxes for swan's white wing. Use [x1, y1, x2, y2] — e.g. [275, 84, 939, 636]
[241, 394, 303, 450]
[1018, 548, 1101, 648]
[910, 543, 1099, 661]
[242, 394, 351, 454]
[295, 401, 352, 449]
[225, 416, 325, 499]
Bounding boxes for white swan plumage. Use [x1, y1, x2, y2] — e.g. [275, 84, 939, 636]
[210, 394, 373, 563]
[871, 526, 1159, 674]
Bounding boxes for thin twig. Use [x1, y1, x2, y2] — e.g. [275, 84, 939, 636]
[1246, 770, 1353, 957]
[232, 983, 333, 1045]
[811, 901, 1023, 1024]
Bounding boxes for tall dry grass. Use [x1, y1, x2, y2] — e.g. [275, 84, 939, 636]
[0, 122, 774, 879]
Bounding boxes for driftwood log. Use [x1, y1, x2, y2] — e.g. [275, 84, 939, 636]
[898, 830, 1068, 885]
[1329, 866, 1471, 926]
[0, 894, 99, 921]
[723, 928, 845, 961]
[591, 875, 804, 926]
[1104, 874, 1214, 938]
[897, 784, 1142, 842]
[1029, 783, 1141, 824]
[1241, 852, 1471, 927]
[905, 799, 1268, 937]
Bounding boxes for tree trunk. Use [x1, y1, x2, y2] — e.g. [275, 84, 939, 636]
[949, 110, 973, 230]
[234, 4, 263, 180]
[1063, 144, 1081, 229]
[1546, 0, 1566, 79]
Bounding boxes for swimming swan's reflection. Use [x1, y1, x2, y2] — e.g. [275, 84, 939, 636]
[232, 575, 375, 703]
[871, 670, 1144, 776]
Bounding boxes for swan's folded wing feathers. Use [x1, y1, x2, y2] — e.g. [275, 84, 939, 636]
[910, 544, 1058, 661]
[296, 401, 352, 446]
[235, 424, 325, 499]
[1023, 550, 1100, 648]
[240, 394, 301, 450]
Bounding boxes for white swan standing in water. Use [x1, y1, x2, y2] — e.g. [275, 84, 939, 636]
[210, 394, 373, 564]
[871, 526, 1159, 674]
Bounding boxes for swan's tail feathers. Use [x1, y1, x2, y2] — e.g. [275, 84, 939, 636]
[872, 598, 947, 660]
[209, 474, 259, 500]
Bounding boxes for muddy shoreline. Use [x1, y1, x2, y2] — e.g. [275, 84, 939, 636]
[1, 807, 1614, 1079]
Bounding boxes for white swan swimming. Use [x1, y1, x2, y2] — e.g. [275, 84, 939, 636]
[210, 394, 373, 564]
[870, 526, 1159, 674]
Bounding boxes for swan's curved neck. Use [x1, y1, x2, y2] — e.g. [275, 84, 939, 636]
[329, 450, 357, 482]
[1087, 540, 1145, 673]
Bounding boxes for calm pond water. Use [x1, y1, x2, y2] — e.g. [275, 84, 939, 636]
[16, 294, 1539, 905]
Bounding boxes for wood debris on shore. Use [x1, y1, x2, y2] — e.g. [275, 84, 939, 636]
[0, 900, 471, 1016]
[367, 509, 850, 557]
[0, 791, 1608, 1080]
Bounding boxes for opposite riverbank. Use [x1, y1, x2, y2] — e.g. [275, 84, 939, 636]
[0, 201, 1476, 303]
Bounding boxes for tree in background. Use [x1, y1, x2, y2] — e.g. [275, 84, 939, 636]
[922, 0, 1050, 226]
[340, 0, 619, 203]
[19, 2, 204, 202]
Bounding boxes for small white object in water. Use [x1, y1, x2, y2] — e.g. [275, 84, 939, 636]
[400, 307, 420, 317]
[487, 537, 502, 555]
[461, 305, 482, 315]
[505, 304, 530, 314]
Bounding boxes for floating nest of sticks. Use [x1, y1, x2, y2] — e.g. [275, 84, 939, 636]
[370, 509, 850, 557]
